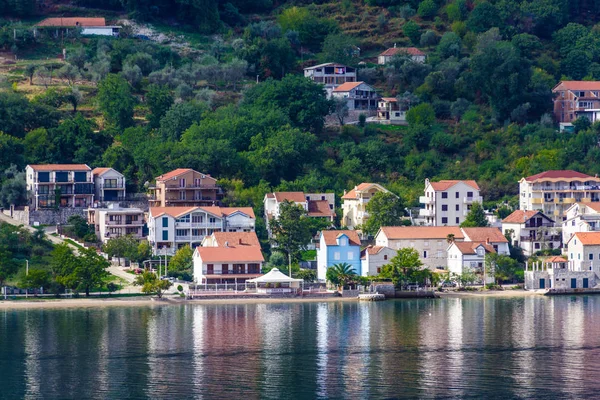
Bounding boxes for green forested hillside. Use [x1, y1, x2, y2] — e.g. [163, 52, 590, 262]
[1, 0, 600, 218]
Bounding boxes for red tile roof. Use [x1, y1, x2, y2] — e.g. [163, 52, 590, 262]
[211, 232, 260, 247]
[150, 206, 255, 219]
[502, 210, 545, 224]
[196, 246, 264, 263]
[150, 206, 197, 218]
[379, 47, 425, 57]
[380, 226, 464, 240]
[429, 180, 480, 191]
[381, 97, 397, 102]
[523, 170, 596, 182]
[333, 81, 364, 92]
[545, 256, 567, 263]
[28, 164, 90, 171]
[572, 232, 600, 245]
[92, 167, 111, 176]
[273, 192, 306, 203]
[321, 230, 361, 246]
[461, 227, 508, 243]
[553, 81, 600, 91]
[35, 17, 106, 27]
[342, 183, 377, 200]
[452, 242, 496, 255]
[308, 200, 334, 217]
[155, 168, 192, 181]
[584, 203, 600, 213]
[202, 206, 256, 219]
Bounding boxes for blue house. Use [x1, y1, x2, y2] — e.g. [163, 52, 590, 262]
[317, 230, 362, 281]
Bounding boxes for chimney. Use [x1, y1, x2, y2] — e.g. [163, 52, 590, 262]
[225, 241, 229, 248]
[486, 237, 490, 245]
[239, 238, 242, 245]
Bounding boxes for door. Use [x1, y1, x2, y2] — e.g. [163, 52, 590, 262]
[571, 278, 577, 289]
[539, 279, 545, 289]
[583, 278, 589, 288]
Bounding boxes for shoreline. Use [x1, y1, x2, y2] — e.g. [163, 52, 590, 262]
[438, 289, 544, 298]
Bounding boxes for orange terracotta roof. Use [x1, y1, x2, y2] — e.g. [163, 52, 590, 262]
[308, 200, 334, 217]
[461, 227, 508, 243]
[155, 168, 193, 181]
[196, 246, 264, 263]
[92, 167, 112, 176]
[523, 170, 596, 181]
[150, 206, 255, 219]
[572, 232, 600, 245]
[545, 256, 567, 263]
[584, 203, 600, 213]
[452, 242, 496, 255]
[342, 183, 385, 199]
[429, 180, 480, 191]
[28, 164, 90, 171]
[380, 226, 464, 240]
[380, 97, 397, 102]
[35, 17, 106, 27]
[502, 210, 550, 224]
[333, 81, 364, 92]
[266, 193, 274, 199]
[273, 192, 306, 203]
[553, 81, 600, 91]
[321, 230, 361, 246]
[210, 232, 260, 247]
[380, 47, 425, 57]
[361, 245, 389, 259]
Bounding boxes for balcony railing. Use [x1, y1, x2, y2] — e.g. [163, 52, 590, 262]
[164, 184, 221, 190]
[520, 235, 561, 242]
[419, 209, 434, 217]
[463, 196, 483, 204]
[419, 196, 434, 204]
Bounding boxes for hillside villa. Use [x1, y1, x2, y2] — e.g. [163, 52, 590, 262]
[419, 178, 482, 226]
[378, 46, 426, 65]
[341, 182, 393, 230]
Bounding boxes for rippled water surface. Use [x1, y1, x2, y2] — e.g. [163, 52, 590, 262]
[2, 296, 600, 399]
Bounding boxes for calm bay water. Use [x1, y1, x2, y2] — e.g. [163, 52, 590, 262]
[1, 296, 600, 399]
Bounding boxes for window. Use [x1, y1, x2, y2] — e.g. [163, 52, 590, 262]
[222, 264, 229, 274]
[55, 172, 68, 182]
[321, 196, 325, 200]
[384, 255, 388, 260]
[377, 268, 381, 274]
[176, 229, 188, 237]
[179, 178, 186, 187]
[162, 217, 169, 228]
[442, 205, 448, 211]
[578, 253, 581, 260]
[423, 250, 428, 258]
[340, 238, 347, 246]
[535, 243, 540, 249]
[176, 215, 190, 223]
[590, 254, 594, 260]
[456, 205, 460, 211]
[179, 191, 186, 200]
[162, 230, 168, 240]
[442, 217, 448, 224]
[442, 192, 448, 199]
[467, 191, 473, 198]
[455, 192, 459, 199]
[334, 252, 340, 260]
[209, 217, 216, 223]
[74, 172, 87, 182]
[38, 172, 50, 182]
[192, 215, 203, 223]
[456, 217, 459, 224]
[348, 252, 354, 259]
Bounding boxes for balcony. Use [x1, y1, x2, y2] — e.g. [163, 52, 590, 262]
[520, 235, 561, 242]
[105, 219, 143, 226]
[531, 198, 544, 204]
[463, 196, 483, 204]
[419, 209, 434, 217]
[164, 184, 221, 190]
[175, 222, 222, 229]
[419, 196, 434, 204]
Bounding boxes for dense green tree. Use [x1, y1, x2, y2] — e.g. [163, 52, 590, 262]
[460, 202, 489, 227]
[97, 74, 136, 129]
[160, 101, 209, 141]
[134, 271, 172, 298]
[562, 49, 591, 79]
[168, 245, 193, 278]
[146, 84, 174, 129]
[406, 103, 436, 126]
[403, 20, 421, 45]
[467, 2, 499, 33]
[379, 248, 425, 287]
[0, 165, 26, 208]
[363, 191, 406, 236]
[103, 235, 140, 265]
[321, 33, 359, 65]
[485, 253, 520, 284]
[74, 247, 110, 297]
[0, 133, 24, 172]
[269, 200, 313, 275]
[417, 0, 438, 19]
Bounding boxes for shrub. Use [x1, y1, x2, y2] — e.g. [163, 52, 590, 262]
[417, 0, 438, 19]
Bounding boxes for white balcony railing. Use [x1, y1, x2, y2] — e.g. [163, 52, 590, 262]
[419, 209, 434, 217]
[419, 196, 434, 204]
[463, 196, 483, 204]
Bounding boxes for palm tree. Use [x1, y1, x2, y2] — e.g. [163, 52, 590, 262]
[326, 262, 357, 290]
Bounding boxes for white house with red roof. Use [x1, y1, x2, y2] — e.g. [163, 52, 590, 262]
[360, 245, 396, 277]
[264, 191, 335, 237]
[376, 97, 407, 124]
[148, 206, 256, 255]
[34, 17, 121, 37]
[562, 202, 600, 244]
[332, 81, 379, 111]
[460, 227, 510, 255]
[502, 210, 559, 256]
[447, 241, 496, 284]
[303, 63, 357, 96]
[26, 164, 94, 210]
[419, 178, 482, 226]
[518, 170, 600, 220]
[341, 182, 392, 230]
[92, 167, 126, 203]
[317, 230, 362, 281]
[378, 46, 425, 65]
[192, 245, 264, 284]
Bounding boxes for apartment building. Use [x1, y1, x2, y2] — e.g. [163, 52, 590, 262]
[518, 170, 600, 220]
[419, 178, 482, 226]
[264, 192, 335, 235]
[502, 210, 560, 256]
[375, 226, 465, 270]
[552, 81, 600, 127]
[87, 204, 144, 243]
[92, 167, 126, 203]
[303, 63, 357, 96]
[148, 168, 222, 208]
[562, 203, 600, 244]
[341, 182, 392, 230]
[147, 206, 255, 255]
[26, 164, 94, 210]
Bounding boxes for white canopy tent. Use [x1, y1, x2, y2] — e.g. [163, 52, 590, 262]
[246, 268, 303, 293]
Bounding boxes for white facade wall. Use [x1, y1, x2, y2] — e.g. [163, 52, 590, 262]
[419, 181, 482, 226]
[360, 247, 396, 277]
[375, 234, 456, 270]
